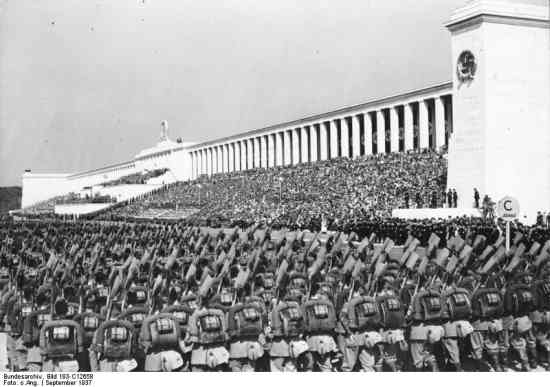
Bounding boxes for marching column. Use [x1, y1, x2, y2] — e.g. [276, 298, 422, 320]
[275, 132, 283, 166]
[390, 107, 399, 152]
[319, 122, 328, 161]
[310, 125, 318, 162]
[377, 110, 386, 154]
[434, 96, 446, 150]
[301, 127, 309, 163]
[284, 130, 292, 165]
[419, 100, 429, 149]
[364, 113, 373, 156]
[247, 139, 254, 170]
[341, 118, 350, 158]
[352, 115, 360, 158]
[228, 143, 234, 172]
[404, 103, 414, 151]
[292, 128, 300, 165]
[330, 120, 338, 159]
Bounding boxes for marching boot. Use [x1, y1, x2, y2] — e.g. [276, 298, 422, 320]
[426, 358, 439, 372]
[453, 362, 463, 372]
[473, 358, 486, 372]
[489, 353, 502, 372]
[528, 346, 538, 370]
[499, 353, 509, 371]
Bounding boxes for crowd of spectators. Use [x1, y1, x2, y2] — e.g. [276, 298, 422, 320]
[101, 168, 168, 187]
[100, 149, 447, 230]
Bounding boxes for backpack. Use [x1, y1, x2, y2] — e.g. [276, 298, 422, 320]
[227, 303, 264, 339]
[472, 288, 503, 320]
[196, 309, 226, 345]
[163, 305, 193, 333]
[119, 306, 148, 329]
[147, 314, 180, 350]
[302, 298, 337, 334]
[98, 320, 134, 360]
[505, 284, 536, 317]
[445, 288, 472, 321]
[272, 301, 304, 338]
[413, 290, 443, 322]
[41, 320, 81, 359]
[534, 278, 550, 311]
[348, 296, 381, 331]
[74, 312, 103, 347]
[377, 294, 405, 329]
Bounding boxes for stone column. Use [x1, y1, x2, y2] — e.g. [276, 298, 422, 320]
[419, 100, 429, 149]
[218, 146, 224, 173]
[352, 115, 361, 158]
[341, 118, 350, 158]
[267, 133, 275, 168]
[310, 125, 318, 162]
[234, 142, 241, 172]
[292, 128, 300, 165]
[275, 131, 283, 166]
[212, 147, 217, 174]
[249, 139, 255, 169]
[228, 143, 234, 172]
[284, 130, 292, 165]
[390, 107, 399, 152]
[253, 137, 260, 168]
[404, 103, 414, 151]
[377, 110, 386, 154]
[319, 122, 328, 161]
[259, 136, 266, 168]
[330, 120, 338, 159]
[205, 148, 210, 175]
[364, 113, 373, 156]
[434, 96, 446, 150]
[301, 127, 309, 163]
[241, 141, 248, 171]
[191, 152, 195, 179]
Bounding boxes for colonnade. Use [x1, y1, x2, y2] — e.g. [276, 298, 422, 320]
[188, 91, 452, 178]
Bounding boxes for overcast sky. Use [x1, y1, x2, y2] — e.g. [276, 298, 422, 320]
[0, 0, 546, 186]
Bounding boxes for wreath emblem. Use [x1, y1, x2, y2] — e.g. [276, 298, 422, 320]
[457, 50, 476, 83]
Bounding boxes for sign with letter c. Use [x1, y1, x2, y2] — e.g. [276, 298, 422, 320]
[496, 196, 519, 222]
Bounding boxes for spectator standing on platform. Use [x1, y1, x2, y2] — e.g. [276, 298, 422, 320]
[447, 189, 453, 208]
[537, 211, 544, 226]
[404, 192, 410, 209]
[415, 192, 423, 208]
[474, 188, 480, 208]
[452, 189, 458, 208]
[431, 191, 438, 208]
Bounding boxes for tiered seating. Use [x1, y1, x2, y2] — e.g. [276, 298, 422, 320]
[102, 168, 168, 187]
[100, 150, 447, 229]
